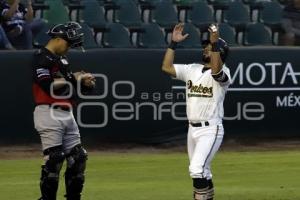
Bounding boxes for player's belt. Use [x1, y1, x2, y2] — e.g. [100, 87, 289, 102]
[36, 104, 72, 112]
[52, 105, 72, 112]
[190, 121, 210, 127]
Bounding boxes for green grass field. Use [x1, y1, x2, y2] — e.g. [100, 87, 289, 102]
[0, 149, 300, 200]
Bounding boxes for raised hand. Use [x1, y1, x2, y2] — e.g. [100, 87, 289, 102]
[171, 23, 189, 43]
[208, 24, 219, 43]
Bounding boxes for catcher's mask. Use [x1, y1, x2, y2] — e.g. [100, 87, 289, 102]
[47, 22, 84, 50]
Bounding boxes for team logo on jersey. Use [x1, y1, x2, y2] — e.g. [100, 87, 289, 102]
[187, 80, 213, 98]
[187, 80, 192, 89]
[61, 58, 69, 65]
[36, 68, 50, 78]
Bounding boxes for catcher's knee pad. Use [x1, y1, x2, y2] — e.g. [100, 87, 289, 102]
[40, 146, 65, 200]
[193, 178, 209, 200]
[64, 144, 88, 200]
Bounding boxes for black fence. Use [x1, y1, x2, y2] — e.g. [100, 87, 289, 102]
[0, 47, 299, 144]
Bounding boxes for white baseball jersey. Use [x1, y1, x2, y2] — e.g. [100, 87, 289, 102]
[174, 63, 231, 123]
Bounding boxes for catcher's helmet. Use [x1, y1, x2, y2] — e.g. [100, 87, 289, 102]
[47, 22, 84, 48]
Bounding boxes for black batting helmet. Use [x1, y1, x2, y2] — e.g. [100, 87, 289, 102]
[47, 21, 84, 48]
[202, 38, 229, 63]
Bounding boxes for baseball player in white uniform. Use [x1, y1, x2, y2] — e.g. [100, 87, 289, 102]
[161, 23, 231, 200]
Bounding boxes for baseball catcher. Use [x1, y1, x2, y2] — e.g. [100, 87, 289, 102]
[32, 21, 95, 200]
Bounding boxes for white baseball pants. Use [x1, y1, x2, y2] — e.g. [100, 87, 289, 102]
[187, 124, 224, 179]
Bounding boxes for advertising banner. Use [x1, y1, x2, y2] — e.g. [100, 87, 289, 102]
[0, 47, 299, 144]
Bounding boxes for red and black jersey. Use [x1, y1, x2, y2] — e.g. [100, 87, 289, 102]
[32, 47, 77, 105]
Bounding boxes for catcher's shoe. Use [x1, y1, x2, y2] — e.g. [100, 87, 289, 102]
[64, 194, 81, 200]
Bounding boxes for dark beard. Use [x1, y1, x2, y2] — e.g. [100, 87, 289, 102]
[202, 55, 211, 63]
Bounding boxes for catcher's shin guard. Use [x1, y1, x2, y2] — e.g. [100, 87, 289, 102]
[207, 179, 214, 200]
[64, 144, 88, 200]
[193, 178, 209, 200]
[39, 146, 65, 200]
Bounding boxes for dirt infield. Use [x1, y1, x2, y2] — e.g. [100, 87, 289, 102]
[0, 138, 300, 159]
